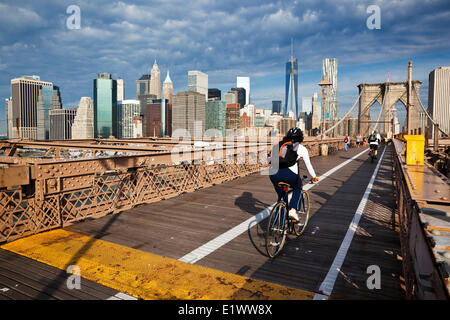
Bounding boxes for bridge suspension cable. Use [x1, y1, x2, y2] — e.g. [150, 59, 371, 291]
[412, 87, 449, 137]
[323, 87, 365, 136]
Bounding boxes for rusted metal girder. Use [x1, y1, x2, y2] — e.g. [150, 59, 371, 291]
[0, 137, 345, 243]
[392, 139, 449, 299]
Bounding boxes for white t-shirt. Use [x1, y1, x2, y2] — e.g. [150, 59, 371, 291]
[288, 144, 317, 177]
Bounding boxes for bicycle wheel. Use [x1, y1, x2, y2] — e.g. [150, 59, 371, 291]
[293, 191, 310, 236]
[265, 202, 288, 258]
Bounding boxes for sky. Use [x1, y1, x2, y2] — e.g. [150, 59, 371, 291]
[0, 0, 449, 133]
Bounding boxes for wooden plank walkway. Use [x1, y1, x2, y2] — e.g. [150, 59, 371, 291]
[0, 144, 405, 299]
[0, 249, 119, 300]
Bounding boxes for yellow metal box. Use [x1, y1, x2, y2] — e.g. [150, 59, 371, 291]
[404, 135, 425, 165]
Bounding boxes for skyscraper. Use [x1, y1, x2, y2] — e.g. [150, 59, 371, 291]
[428, 67, 450, 138]
[322, 58, 338, 121]
[117, 77, 125, 102]
[163, 70, 174, 103]
[208, 88, 221, 100]
[150, 60, 161, 99]
[72, 97, 94, 139]
[226, 103, 240, 131]
[272, 100, 282, 114]
[93, 73, 117, 138]
[5, 98, 12, 138]
[117, 100, 140, 138]
[145, 99, 172, 137]
[224, 91, 237, 105]
[188, 70, 208, 98]
[236, 77, 250, 104]
[284, 40, 299, 119]
[136, 74, 151, 98]
[205, 100, 226, 136]
[10, 76, 60, 140]
[49, 108, 77, 140]
[230, 87, 246, 109]
[172, 91, 205, 138]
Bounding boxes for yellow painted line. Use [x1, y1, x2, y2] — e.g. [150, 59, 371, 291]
[1, 229, 314, 300]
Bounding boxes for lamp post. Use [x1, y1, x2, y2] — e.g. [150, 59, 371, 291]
[319, 75, 332, 139]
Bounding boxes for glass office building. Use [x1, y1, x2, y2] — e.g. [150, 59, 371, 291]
[94, 73, 117, 138]
[117, 100, 141, 138]
[205, 100, 226, 137]
[284, 58, 299, 119]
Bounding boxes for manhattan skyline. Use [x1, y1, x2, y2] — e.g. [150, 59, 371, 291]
[0, 0, 449, 122]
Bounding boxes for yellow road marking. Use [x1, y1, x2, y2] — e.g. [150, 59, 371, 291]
[1, 229, 314, 300]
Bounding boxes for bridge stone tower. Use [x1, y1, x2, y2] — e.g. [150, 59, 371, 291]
[357, 81, 422, 137]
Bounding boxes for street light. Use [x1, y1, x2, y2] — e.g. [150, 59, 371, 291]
[318, 75, 332, 139]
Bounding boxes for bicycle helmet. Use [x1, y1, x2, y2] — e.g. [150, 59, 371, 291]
[286, 127, 304, 143]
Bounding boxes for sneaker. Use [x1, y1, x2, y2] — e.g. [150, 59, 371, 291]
[288, 208, 300, 221]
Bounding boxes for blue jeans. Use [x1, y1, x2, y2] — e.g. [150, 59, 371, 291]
[269, 168, 303, 211]
[345, 143, 349, 151]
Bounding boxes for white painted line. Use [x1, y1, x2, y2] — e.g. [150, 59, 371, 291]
[313, 147, 386, 300]
[179, 148, 370, 264]
[107, 292, 138, 300]
[0, 287, 9, 292]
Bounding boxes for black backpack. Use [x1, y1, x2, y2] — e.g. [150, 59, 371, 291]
[270, 140, 298, 168]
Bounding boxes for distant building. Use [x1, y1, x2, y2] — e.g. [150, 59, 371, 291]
[117, 77, 125, 102]
[322, 58, 338, 121]
[146, 99, 172, 137]
[10, 75, 61, 140]
[162, 71, 174, 103]
[226, 103, 240, 131]
[208, 88, 221, 101]
[72, 97, 94, 139]
[230, 87, 246, 109]
[188, 70, 208, 98]
[285, 43, 299, 117]
[172, 91, 205, 138]
[117, 100, 140, 138]
[205, 100, 226, 137]
[236, 77, 250, 104]
[224, 91, 237, 105]
[255, 115, 265, 127]
[5, 98, 12, 139]
[49, 108, 77, 140]
[279, 117, 297, 136]
[298, 112, 308, 131]
[150, 60, 161, 99]
[246, 104, 256, 127]
[93, 73, 117, 138]
[311, 93, 320, 131]
[428, 66, 450, 138]
[136, 74, 151, 98]
[272, 100, 282, 114]
[240, 112, 251, 129]
[133, 115, 143, 138]
[137, 93, 157, 135]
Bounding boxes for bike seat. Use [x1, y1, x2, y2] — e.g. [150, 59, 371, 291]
[277, 182, 290, 187]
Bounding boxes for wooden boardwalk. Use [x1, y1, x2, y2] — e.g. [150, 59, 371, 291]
[0, 144, 405, 299]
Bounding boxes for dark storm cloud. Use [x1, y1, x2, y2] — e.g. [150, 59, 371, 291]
[0, 0, 449, 109]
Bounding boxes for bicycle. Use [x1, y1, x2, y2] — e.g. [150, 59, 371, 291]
[369, 146, 376, 163]
[265, 176, 312, 259]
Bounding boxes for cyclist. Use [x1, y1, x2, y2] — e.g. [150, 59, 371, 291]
[368, 130, 382, 159]
[268, 128, 320, 221]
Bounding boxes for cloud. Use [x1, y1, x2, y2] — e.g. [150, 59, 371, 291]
[0, 0, 448, 116]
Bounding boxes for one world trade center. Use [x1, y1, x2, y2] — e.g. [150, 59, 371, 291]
[284, 39, 298, 119]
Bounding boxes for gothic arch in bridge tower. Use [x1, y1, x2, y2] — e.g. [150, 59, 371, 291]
[357, 81, 422, 137]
